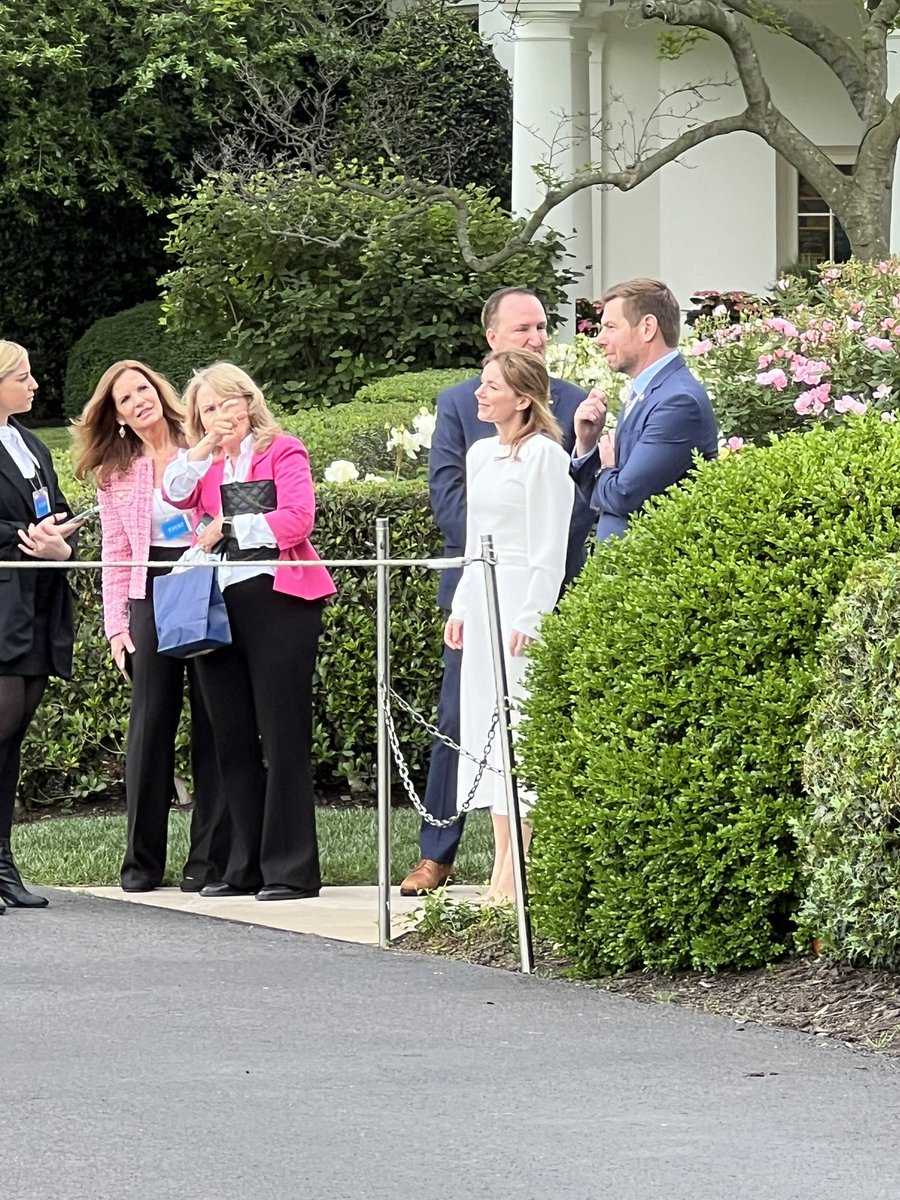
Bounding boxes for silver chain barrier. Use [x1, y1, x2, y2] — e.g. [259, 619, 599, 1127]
[377, 677, 502, 828]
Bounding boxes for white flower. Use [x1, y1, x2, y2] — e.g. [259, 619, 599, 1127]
[364, 472, 386, 482]
[386, 426, 422, 459]
[713, 304, 728, 317]
[323, 459, 360, 483]
[411, 408, 436, 449]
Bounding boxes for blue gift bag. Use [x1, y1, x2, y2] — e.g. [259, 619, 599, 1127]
[153, 563, 232, 658]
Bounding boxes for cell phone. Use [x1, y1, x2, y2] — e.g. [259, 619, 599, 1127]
[65, 505, 101, 525]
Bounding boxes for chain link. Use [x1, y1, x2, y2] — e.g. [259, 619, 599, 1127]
[378, 678, 502, 828]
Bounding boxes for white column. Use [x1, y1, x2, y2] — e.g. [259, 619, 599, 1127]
[505, 0, 585, 328]
[889, 32, 900, 252]
[571, 24, 594, 300]
[587, 31, 606, 300]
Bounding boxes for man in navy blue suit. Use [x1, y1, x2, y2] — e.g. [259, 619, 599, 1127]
[399, 287, 594, 896]
[571, 277, 718, 540]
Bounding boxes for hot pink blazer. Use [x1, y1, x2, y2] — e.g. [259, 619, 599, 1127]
[164, 434, 336, 603]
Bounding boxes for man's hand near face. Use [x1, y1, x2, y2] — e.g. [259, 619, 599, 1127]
[573, 388, 608, 457]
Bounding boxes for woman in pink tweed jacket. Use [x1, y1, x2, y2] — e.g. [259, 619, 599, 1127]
[164, 362, 335, 902]
[74, 361, 227, 893]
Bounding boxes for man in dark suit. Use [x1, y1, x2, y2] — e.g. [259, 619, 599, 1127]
[571, 277, 718, 539]
[399, 287, 594, 895]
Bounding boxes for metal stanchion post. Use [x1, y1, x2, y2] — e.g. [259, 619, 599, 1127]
[480, 533, 534, 975]
[376, 518, 392, 947]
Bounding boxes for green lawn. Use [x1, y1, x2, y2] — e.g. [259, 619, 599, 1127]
[12, 806, 494, 888]
[31, 425, 72, 453]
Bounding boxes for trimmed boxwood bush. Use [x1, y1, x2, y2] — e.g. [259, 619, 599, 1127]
[354, 368, 473, 408]
[21, 454, 443, 808]
[284, 401, 425, 478]
[519, 416, 900, 976]
[797, 554, 900, 968]
[63, 301, 223, 419]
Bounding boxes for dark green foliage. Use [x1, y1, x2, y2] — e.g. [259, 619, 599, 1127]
[63, 302, 223, 419]
[519, 417, 900, 975]
[161, 168, 570, 407]
[337, 0, 512, 204]
[797, 555, 900, 968]
[22, 450, 443, 805]
[0, 197, 167, 420]
[353, 368, 473, 407]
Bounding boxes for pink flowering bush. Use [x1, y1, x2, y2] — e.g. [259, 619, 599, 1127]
[690, 258, 900, 439]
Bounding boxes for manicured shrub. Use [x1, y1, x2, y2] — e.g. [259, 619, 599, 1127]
[64, 301, 222, 419]
[796, 554, 900, 968]
[353, 368, 472, 408]
[161, 167, 570, 407]
[284, 400, 426, 478]
[519, 415, 900, 975]
[21, 449, 443, 806]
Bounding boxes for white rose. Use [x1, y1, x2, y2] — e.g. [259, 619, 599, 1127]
[411, 408, 436, 448]
[324, 459, 360, 483]
[386, 427, 422, 459]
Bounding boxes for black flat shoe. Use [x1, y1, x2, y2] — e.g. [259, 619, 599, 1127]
[256, 885, 319, 902]
[199, 882, 258, 898]
[179, 877, 212, 893]
[121, 882, 157, 893]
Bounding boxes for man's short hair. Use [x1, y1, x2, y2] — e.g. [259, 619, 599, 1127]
[481, 287, 540, 333]
[601, 278, 682, 348]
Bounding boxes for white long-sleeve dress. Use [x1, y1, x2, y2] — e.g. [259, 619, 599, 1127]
[450, 433, 574, 814]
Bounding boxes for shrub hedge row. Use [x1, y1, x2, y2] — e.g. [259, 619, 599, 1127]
[798, 554, 900, 969]
[520, 416, 900, 975]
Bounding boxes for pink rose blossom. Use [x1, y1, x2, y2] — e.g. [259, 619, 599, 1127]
[726, 437, 745, 451]
[764, 317, 799, 338]
[804, 383, 832, 413]
[882, 317, 898, 331]
[822, 269, 840, 283]
[879, 261, 891, 274]
[757, 354, 772, 369]
[791, 358, 829, 385]
[846, 317, 862, 331]
[874, 383, 893, 400]
[794, 394, 814, 416]
[689, 339, 713, 356]
[834, 395, 868, 415]
[865, 337, 894, 352]
[849, 302, 864, 315]
[881, 411, 897, 422]
[820, 320, 835, 332]
[756, 368, 789, 390]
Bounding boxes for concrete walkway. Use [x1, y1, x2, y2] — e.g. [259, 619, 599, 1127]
[70, 883, 485, 943]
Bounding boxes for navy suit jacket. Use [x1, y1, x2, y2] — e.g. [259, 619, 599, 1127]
[571, 354, 718, 541]
[430, 375, 595, 609]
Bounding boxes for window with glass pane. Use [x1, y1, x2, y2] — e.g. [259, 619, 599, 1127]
[797, 167, 852, 270]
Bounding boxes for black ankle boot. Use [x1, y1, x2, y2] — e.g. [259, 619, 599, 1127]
[0, 838, 48, 908]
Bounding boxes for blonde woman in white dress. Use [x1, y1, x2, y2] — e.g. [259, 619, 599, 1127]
[445, 348, 574, 901]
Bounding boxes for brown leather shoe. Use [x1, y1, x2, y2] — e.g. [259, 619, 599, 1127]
[399, 858, 454, 896]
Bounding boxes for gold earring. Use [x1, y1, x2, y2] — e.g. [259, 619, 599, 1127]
[118, 425, 126, 439]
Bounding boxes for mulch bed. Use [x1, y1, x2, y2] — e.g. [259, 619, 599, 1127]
[396, 928, 900, 1058]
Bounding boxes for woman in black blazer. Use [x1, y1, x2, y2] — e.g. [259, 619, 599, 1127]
[0, 341, 80, 910]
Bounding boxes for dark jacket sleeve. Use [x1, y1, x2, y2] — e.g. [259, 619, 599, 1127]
[428, 386, 468, 553]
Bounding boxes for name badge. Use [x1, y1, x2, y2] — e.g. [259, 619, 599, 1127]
[161, 512, 192, 540]
[32, 487, 51, 519]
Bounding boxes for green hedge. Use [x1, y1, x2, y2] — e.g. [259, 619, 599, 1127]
[21, 456, 443, 809]
[63, 301, 223, 419]
[284, 401, 425, 478]
[353, 368, 473, 408]
[797, 554, 900, 968]
[519, 416, 900, 976]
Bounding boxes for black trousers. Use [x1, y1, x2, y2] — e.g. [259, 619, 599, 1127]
[194, 574, 324, 892]
[120, 549, 228, 889]
[418, 642, 465, 864]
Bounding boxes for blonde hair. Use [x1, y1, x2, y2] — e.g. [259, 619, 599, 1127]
[182, 362, 282, 453]
[483, 348, 562, 458]
[0, 341, 29, 382]
[73, 360, 186, 486]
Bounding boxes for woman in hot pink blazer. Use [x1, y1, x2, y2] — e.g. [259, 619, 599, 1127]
[74, 361, 227, 893]
[164, 362, 336, 901]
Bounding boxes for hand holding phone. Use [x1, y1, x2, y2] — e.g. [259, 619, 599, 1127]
[66, 505, 101, 526]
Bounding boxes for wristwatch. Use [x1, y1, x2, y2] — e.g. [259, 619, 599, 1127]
[220, 517, 234, 538]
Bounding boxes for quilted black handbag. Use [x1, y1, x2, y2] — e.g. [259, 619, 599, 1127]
[218, 479, 277, 561]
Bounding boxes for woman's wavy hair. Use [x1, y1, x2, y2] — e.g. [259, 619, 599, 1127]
[0, 340, 29, 383]
[72, 360, 186, 485]
[182, 362, 282, 453]
[483, 348, 562, 458]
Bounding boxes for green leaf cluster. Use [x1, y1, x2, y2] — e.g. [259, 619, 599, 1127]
[797, 553, 900, 968]
[160, 166, 570, 406]
[519, 416, 900, 975]
[21, 441, 444, 805]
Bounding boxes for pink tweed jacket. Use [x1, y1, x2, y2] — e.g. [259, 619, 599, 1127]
[164, 434, 336, 603]
[97, 455, 197, 640]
